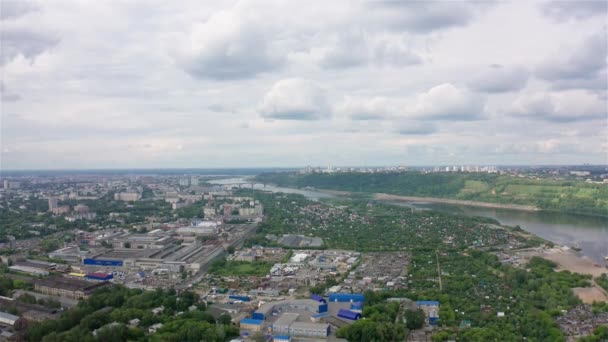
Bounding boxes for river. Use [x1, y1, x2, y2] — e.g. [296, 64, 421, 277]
[209, 177, 608, 265]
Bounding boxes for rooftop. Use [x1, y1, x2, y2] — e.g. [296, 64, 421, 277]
[273, 313, 299, 327]
[0, 311, 21, 325]
[240, 318, 263, 326]
[34, 277, 108, 292]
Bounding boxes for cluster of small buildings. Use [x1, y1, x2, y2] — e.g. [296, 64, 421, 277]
[43, 223, 257, 286]
[264, 250, 360, 290]
[345, 252, 409, 291]
[431, 165, 498, 173]
[238, 294, 366, 340]
[556, 305, 608, 341]
[48, 198, 97, 220]
[232, 246, 288, 263]
[33, 277, 110, 300]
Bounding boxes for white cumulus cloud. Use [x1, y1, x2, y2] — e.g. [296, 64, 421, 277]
[259, 78, 331, 120]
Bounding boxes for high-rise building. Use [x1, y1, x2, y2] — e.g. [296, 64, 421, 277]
[3, 180, 20, 189]
[48, 198, 59, 212]
[223, 204, 233, 217]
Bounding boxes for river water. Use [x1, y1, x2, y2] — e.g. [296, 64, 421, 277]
[210, 177, 608, 265]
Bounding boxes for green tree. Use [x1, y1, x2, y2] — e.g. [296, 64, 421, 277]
[404, 309, 425, 330]
[217, 313, 232, 325]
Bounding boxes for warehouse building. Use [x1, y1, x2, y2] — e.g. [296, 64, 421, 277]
[337, 309, 361, 321]
[253, 299, 328, 321]
[0, 312, 25, 329]
[271, 313, 329, 338]
[85, 238, 225, 274]
[49, 246, 84, 263]
[109, 231, 176, 249]
[239, 318, 263, 332]
[288, 321, 330, 338]
[86, 272, 113, 281]
[34, 277, 110, 300]
[310, 294, 326, 303]
[272, 313, 299, 335]
[329, 293, 365, 303]
[8, 265, 49, 276]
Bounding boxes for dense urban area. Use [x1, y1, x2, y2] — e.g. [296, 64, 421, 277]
[0, 167, 607, 341]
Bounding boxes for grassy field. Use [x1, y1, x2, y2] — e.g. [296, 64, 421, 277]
[207, 258, 272, 277]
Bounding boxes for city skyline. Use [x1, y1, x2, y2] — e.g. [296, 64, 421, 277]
[1, 0, 607, 170]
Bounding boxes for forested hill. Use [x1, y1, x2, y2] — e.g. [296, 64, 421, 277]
[255, 172, 608, 216]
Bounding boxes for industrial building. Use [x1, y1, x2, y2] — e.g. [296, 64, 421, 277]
[271, 313, 330, 338]
[0, 311, 25, 329]
[109, 231, 176, 249]
[34, 277, 110, 300]
[84, 239, 225, 274]
[310, 294, 326, 303]
[272, 313, 299, 335]
[8, 265, 49, 276]
[287, 321, 330, 338]
[86, 272, 113, 281]
[239, 318, 263, 332]
[253, 299, 328, 321]
[176, 220, 221, 235]
[337, 309, 361, 321]
[328, 293, 365, 303]
[49, 246, 84, 263]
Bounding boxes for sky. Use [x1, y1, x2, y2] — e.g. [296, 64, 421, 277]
[1, 0, 607, 169]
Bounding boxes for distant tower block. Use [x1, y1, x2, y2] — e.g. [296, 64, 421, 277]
[48, 197, 58, 212]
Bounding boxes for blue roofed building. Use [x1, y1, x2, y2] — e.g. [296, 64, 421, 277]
[329, 293, 365, 303]
[310, 294, 326, 303]
[253, 299, 327, 321]
[337, 309, 362, 321]
[239, 318, 264, 332]
[416, 300, 440, 325]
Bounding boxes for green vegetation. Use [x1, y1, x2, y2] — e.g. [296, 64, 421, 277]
[0, 193, 176, 241]
[0, 274, 34, 296]
[244, 189, 594, 341]
[596, 273, 608, 292]
[337, 254, 591, 341]
[255, 172, 608, 216]
[336, 301, 407, 341]
[26, 286, 238, 342]
[207, 258, 272, 277]
[249, 191, 540, 252]
[174, 202, 207, 219]
[579, 325, 608, 342]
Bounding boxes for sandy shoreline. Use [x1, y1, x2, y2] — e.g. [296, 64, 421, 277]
[532, 247, 608, 303]
[534, 247, 607, 278]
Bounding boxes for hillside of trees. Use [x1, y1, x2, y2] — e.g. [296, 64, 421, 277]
[255, 172, 608, 216]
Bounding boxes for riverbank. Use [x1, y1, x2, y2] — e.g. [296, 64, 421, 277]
[534, 247, 607, 278]
[315, 189, 541, 211]
[372, 193, 540, 211]
[533, 247, 608, 303]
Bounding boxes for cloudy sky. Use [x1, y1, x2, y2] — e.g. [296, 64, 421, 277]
[1, 0, 607, 169]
